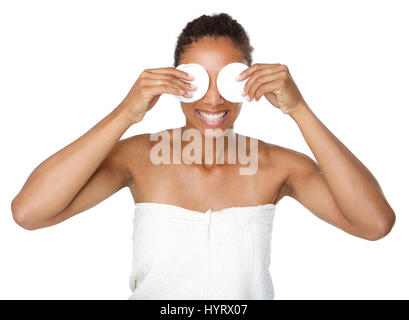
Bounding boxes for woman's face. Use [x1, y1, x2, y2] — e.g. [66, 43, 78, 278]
[179, 36, 248, 134]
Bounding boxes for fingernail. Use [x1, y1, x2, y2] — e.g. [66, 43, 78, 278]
[236, 74, 242, 81]
[247, 96, 251, 101]
[190, 84, 198, 89]
[241, 89, 246, 96]
[188, 74, 195, 80]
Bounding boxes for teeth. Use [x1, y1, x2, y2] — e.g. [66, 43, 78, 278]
[197, 111, 227, 122]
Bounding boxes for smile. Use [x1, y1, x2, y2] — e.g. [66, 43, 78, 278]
[195, 109, 230, 126]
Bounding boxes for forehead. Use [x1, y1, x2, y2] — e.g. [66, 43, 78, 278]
[180, 36, 246, 76]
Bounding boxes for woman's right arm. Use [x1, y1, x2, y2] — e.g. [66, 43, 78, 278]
[11, 67, 195, 230]
[11, 104, 136, 230]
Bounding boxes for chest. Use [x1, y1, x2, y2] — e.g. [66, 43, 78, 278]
[129, 160, 284, 212]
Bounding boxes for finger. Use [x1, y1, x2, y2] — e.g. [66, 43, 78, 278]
[237, 63, 281, 81]
[144, 72, 197, 92]
[243, 67, 284, 96]
[247, 72, 285, 101]
[143, 78, 194, 96]
[146, 67, 194, 81]
[146, 84, 189, 97]
[254, 80, 282, 101]
[143, 79, 192, 98]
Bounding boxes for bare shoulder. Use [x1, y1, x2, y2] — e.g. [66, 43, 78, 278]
[106, 133, 152, 186]
[257, 139, 320, 200]
[119, 133, 153, 152]
[263, 140, 317, 167]
[119, 132, 157, 163]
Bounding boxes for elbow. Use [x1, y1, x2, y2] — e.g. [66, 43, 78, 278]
[365, 210, 396, 241]
[11, 197, 39, 231]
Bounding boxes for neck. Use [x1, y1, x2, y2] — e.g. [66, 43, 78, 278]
[175, 124, 237, 167]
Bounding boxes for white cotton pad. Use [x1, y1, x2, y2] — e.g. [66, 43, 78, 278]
[173, 63, 209, 103]
[217, 62, 249, 103]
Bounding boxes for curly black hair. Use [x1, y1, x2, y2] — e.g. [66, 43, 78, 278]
[173, 13, 254, 68]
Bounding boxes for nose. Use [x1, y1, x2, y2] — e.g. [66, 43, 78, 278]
[202, 74, 224, 106]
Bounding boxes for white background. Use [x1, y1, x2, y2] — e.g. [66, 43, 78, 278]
[1, 0, 408, 299]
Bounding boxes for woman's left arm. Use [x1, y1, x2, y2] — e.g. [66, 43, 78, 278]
[239, 63, 396, 240]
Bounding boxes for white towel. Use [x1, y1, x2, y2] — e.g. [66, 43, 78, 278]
[128, 202, 276, 300]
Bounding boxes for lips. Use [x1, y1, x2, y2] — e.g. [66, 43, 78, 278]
[195, 109, 230, 127]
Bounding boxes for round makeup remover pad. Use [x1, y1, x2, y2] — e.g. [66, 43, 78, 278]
[217, 62, 249, 103]
[173, 63, 209, 103]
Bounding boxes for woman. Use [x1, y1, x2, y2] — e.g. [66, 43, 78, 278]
[11, 13, 395, 299]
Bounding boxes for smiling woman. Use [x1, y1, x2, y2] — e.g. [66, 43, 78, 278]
[10, 12, 395, 300]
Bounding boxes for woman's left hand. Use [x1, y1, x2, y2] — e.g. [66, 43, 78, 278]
[237, 63, 306, 115]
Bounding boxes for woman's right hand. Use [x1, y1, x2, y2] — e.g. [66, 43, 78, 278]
[119, 67, 197, 123]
